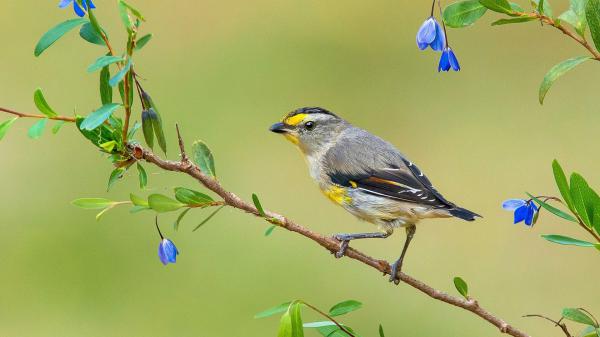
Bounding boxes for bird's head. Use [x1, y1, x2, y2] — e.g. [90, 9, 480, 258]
[269, 107, 348, 154]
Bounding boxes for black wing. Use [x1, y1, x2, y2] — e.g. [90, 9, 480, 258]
[329, 158, 455, 208]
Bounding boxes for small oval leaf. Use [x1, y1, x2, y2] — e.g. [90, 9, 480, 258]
[34, 18, 88, 57]
[329, 300, 362, 317]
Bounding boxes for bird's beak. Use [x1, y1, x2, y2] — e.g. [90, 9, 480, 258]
[269, 122, 289, 134]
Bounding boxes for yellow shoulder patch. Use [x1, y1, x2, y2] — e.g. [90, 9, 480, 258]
[323, 186, 352, 205]
[284, 113, 308, 126]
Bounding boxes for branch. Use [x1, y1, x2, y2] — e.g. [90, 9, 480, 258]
[523, 314, 573, 337]
[124, 129, 531, 337]
[0, 107, 76, 122]
[517, 12, 600, 60]
[0, 103, 530, 337]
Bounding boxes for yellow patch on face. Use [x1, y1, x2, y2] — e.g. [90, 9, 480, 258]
[283, 133, 299, 145]
[284, 113, 308, 126]
[323, 186, 352, 205]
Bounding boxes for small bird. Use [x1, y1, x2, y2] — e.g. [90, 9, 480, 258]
[269, 107, 480, 284]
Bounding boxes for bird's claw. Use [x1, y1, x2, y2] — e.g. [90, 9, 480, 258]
[389, 259, 403, 285]
[333, 235, 350, 258]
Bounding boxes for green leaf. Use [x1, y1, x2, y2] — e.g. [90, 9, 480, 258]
[552, 160, 576, 213]
[254, 302, 292, 319]
[587, 0, 600, 50]
[535, 0, 554, 17]
[174, 187, 214, 205]
[119, 0, 146, 22]
[174, 208, 191, 231]
[72, 198, 114, 209]
[479, 0, 514, 14]
[539, 56, 591, 104]
[130, 193, 149, 207]
[541, 234, 596, 247]
[0, 117, 18, 141]
[594, 209, 600, 236]
[100, 66, 112, 105]
[79, 22, 106, 46]
[510, 2, 524, 11]
[28, 118, 48, 139]
[443, 0, 488, 28]
[34, 18, 87, 57]
[80, 103, 121, 131]
[76, 117, 116, 148]
[492, 17, 537, 25]
[289, 302, 304, 337]
[571, 173, 594, 227]
[453, 277, 469, 298]
[192, 140, 216, 177]
[137, 163, 148, 189]
[88, 56, 124, 73]
[128, 121, 141, 139]
[52, 121, 66, 134]
[265, 225, 277, 236]
[560, 0, 589, 37]
[278, 310, 293, 337]
[134, 33, 153, 51]
[562, 308, 598, 327]
[151, 112, 167, 154]
[141, 93, 166, 153]
[107, 167, 126, 191]
[148, 194, 185, 213]
[379, 324, 385, 337]
[141, 109, 155, 149]
[109, 59, 132, 87]
[117, 0, 134, 32]
[527, 194, 578, 222]
[315, 326, 359, 337]
[193, 205, 225, 231]
[252, 193, 266, 217]
[33, 89, 58, 118]
[304, 321, 337, 328]
[100, 140, 117, 152]
[580, 326, 600, 337]
[329, 300, 362, 317]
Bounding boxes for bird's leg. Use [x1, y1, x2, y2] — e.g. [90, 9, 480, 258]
[389, 225, 416, 285]
[333, 230, 392, 258]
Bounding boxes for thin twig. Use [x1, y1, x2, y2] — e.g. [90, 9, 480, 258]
[302, 301, 356, 337]
[523, 314, 573, 337]
[126, 140, 531, 337]
[175, 123, 189, 163]
[517, 11, 600, 60]
[0, 107, 76, 122]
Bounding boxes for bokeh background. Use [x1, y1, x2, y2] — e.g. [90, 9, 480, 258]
[1, 1, 599, 336]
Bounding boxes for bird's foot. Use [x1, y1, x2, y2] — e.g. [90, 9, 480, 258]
[389, 259, 404, 285]
[333, 235, 351, 258]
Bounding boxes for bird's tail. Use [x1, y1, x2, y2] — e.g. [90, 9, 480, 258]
[448, 206, 481, 221]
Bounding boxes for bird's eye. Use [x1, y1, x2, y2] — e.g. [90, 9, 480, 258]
[304, 121, 315, 130]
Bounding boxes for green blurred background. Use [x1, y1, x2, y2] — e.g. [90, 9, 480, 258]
[1, 1, 599, 336]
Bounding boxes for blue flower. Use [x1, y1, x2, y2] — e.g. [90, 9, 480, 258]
[158, 238, 179, 265]
[58, 0, 95, 17]
[502, 199, 539, 226]
[416, 17, 445, 51]
[438, 47, 460, 72]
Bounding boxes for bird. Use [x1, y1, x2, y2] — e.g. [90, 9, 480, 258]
[269, 107, 480, 284]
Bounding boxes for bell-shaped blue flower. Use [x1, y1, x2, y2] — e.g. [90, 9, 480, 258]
[158, 238, 179, 265]
[416, 17, 445, 51]
[58, 0, 96, 17]
[502, 199, 539, 226]
[438, 47, 460, 72]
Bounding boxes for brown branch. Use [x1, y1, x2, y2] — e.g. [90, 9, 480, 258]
[518, 12, 600, 60]
[523, 314, 573, 337]
[125, 130, 531, 337]
[0, 107, 76, 122]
